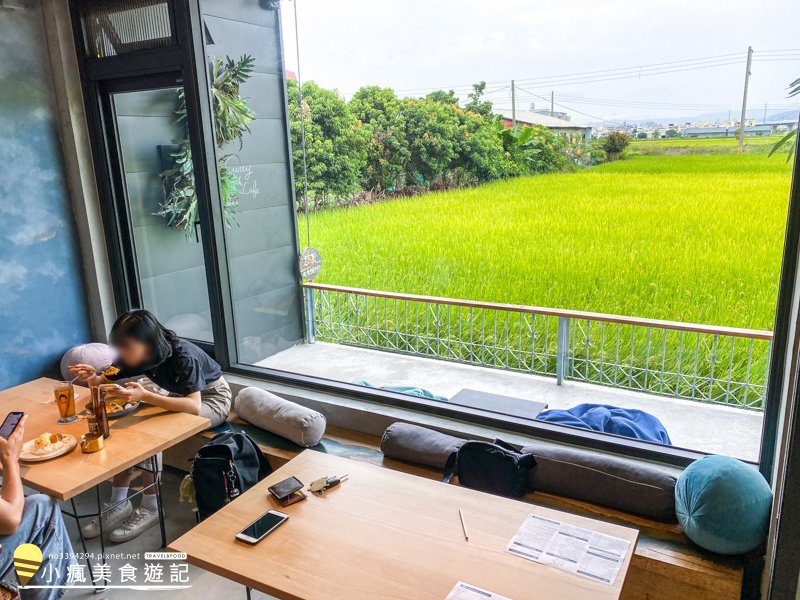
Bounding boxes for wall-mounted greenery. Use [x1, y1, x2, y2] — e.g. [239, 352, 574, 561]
[158, 55, 256, 237]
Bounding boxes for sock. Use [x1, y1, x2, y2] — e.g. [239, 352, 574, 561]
[141, 493, 158, 514]
[110, 486, 129, 505]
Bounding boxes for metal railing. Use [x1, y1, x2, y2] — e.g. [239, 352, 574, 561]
[302, 283, 773, 410]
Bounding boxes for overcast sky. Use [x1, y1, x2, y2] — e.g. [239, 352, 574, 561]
[280, 0, 800, 124]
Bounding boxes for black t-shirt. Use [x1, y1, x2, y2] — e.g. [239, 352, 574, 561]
[107, 339, 222, 396]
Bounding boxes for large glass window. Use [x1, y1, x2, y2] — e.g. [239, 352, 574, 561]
[201, 0, 798, 463]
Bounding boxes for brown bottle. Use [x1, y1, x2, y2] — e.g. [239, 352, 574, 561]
[90, 385, 110, 439]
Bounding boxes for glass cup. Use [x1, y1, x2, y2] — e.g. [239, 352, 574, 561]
[53, 381, 77, 424]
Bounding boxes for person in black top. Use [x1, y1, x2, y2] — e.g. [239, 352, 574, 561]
[68, 309, 232, 542]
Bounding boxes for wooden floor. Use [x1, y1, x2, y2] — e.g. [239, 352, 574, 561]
[165, 420, 744, 600]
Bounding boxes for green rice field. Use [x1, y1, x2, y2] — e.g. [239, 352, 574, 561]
[308, 152, 792, 330]
[303, 145, 793, 406]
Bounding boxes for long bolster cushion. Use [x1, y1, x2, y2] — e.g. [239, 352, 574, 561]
[236, 387, 327, 447]
[522, 441, 678, 522]
[381, 422, 466, 470]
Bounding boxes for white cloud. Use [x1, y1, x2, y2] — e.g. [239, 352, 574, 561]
[0, 262, 28, 289]
[35, 261, 66, 281]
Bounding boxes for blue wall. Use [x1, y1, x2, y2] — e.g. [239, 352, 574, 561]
[0, 4, 92, 389]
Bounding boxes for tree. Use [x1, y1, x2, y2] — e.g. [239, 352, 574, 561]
[464, 81, 493, 118]
[636, 132, 648, 139]
[425, 89, 460, 105]
[349, 86, 409, 192]
[600, 131, 632, 161]
[451, 108, 507, 183]
[665, 129, 680, 138]
[400, 97, 460, 185]
[287, 80, 366, 206]
[494, 120, 567, 176]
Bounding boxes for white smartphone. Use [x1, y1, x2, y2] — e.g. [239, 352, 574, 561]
[235, 509, 289, 544]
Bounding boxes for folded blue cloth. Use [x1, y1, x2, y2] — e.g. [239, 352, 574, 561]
[353, 380, 448, 402]
[536, 403, 672, 445]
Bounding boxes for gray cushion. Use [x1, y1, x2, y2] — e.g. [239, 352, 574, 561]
[522, 442, 678, 522]
[381, 423, 465, 469]
[236, 387, 326, 447]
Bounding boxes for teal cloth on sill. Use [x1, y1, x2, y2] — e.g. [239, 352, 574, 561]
[352, 379, 448, 402]
[674, 455, 772, 555]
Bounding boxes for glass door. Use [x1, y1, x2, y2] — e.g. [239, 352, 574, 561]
[104, 84, 214, 343]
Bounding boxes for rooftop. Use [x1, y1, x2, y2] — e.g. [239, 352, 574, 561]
[496, 108, 591, 129]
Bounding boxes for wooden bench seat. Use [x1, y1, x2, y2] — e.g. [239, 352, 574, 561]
[163, 418, 744, 600]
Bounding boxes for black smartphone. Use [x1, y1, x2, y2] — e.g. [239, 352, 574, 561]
[0, 412, 24, 440]
[235, 509, 289, 544]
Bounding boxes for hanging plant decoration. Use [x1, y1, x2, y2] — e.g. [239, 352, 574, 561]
[158, 54, 256, 237]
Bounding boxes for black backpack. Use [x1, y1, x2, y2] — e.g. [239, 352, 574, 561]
[191, 431, 272, 520]
[444, 439, 536, 498]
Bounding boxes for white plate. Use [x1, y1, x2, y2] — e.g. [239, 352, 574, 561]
[19, 434, 78, 463]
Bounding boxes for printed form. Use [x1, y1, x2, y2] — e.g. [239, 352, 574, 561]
[506, 514, 631, 585]
[445, 582, 511, 600]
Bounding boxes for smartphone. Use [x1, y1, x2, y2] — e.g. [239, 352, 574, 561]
[0, 412, 24, 440]
[235, 509, 289, 544]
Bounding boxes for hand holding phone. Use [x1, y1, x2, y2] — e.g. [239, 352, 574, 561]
[0, 413, 26, 465]
[235, 509, 289, 544]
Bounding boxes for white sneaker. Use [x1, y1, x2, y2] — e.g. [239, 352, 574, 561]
[81, 500, 133, 539]
[109, 508, 159, 543]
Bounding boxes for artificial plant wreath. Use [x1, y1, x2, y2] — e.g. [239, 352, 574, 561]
[158, 55, 256, 237]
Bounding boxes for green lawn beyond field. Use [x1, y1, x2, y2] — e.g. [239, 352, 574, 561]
[308, 153, 792, 330]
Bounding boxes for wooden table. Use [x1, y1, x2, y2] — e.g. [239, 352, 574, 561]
[171, 450, 638, 600]
[1, 377, 209, 574]
[0, 378, 209, 500]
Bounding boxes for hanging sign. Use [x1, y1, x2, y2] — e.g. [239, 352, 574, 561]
[299, 247, 322, 281]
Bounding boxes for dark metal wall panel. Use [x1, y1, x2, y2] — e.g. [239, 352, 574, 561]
[200, 0, 302, 363]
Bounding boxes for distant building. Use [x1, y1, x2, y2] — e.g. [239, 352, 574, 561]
[496, 108, 592, 141]
[682, 124, 774, 138]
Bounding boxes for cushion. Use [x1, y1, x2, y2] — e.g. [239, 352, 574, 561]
[522, 441, 678, 522]
[381, 423, 465, 469]
[60, 343, 117, 385]
[675, 455, 772, 555]
[236, 387, 326, 447]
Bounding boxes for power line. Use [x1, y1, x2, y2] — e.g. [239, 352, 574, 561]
[544, 93, 800, 111]
[393, 48, 800, 97]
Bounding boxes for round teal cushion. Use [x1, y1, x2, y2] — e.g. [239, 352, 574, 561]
[675, 455, 772, 555]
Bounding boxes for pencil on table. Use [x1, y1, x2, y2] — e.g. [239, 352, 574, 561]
[459, 508, 469, 541]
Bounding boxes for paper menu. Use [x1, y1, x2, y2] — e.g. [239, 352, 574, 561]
[506, 514, 630, 585]
[446, 582, 512, 600]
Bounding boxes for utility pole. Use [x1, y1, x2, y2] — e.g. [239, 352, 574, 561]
[763, 102, 767, 124]
[737, 46, 753, 154]
[511, 80, 516, 127]
[550, 91, 554, 117]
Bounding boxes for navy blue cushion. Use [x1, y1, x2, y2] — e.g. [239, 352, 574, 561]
[675, 455, 772, 555]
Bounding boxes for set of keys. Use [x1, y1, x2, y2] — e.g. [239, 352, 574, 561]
[308, 474, 349, 495]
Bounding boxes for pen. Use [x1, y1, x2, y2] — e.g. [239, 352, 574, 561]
[459, 508, 469, 541]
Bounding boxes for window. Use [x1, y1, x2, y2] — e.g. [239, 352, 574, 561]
[212, 1, 797, 465]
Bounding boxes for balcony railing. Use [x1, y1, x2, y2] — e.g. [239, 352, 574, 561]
[302, 283, 773, 410]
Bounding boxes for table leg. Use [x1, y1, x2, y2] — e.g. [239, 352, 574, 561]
[96, 486, 106, 560]
[245, 586, 252, 600]
[151, 454, 167, 548]
[67, 495, 106, 593]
